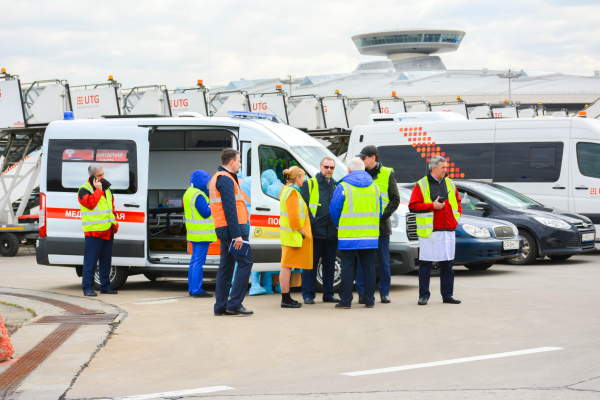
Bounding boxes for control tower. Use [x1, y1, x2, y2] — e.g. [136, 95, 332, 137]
[352, 29, 465, 71]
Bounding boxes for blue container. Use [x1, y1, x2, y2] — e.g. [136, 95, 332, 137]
[63, 111, 74, 120]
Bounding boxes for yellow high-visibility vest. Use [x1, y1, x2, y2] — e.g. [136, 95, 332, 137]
[338, 181, 380, 243]
[183, 187, 217, 242]
[415, 176, 460, 238]
[279, 185, 307, 247]
[78, 181, 116, 232]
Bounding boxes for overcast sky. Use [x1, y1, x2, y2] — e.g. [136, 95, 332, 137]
[3, 0, 599, 89]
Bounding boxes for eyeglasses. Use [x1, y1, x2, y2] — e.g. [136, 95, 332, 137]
[322, 166, 335, 170]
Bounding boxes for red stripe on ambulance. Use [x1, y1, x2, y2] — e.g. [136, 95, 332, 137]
[47, 208, 145, 223]
[250, 214, 280, 227]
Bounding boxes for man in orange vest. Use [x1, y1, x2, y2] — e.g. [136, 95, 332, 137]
[209, 149, 254, 316]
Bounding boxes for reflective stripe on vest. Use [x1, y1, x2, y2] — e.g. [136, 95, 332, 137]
[208, 171, 249, 228]
[279, 185, 307, 248]
[338, 181, 380, 242]
[308, 176, 337, 217]
[415, 176, 461, 238]
[373, 166, 393, 212]
[183, 186, 217, 242]
[79, 181, 116, 232]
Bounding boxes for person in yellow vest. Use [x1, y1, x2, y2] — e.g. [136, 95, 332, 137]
[184, 170, 217, 298]
[408, 155, 462, 305]
[355, 145, 400, 304]
[329, 158, 382, 309]
[78, 164, 118, 297]
[279, 166, 313, 308]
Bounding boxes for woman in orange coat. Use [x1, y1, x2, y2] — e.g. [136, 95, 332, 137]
[279, 167, 313, 308]
[0, 315, 15, 363]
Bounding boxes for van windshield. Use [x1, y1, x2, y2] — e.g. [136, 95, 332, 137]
[472, 183, 541, 208]
[291, 146, 347, 181]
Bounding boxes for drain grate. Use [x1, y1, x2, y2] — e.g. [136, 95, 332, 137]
[36, 314, 117, 324]
[0, 292, 100, 315]
[0, 323, 81, 396]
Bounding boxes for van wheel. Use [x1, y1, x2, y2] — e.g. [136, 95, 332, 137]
[506, 231, 538, 265]
[0, 233, 20, 257]
[548, 255, 572, 261]
[316, 256, 342, 293]
[94, 266, 129, 290]
[465, 261, 495, 271]
[144, 273, 161, 282]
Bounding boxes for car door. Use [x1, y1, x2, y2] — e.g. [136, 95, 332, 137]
[570, 140, 600, 234]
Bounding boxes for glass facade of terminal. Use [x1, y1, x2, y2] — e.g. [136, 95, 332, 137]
[354, 33, 463, 48]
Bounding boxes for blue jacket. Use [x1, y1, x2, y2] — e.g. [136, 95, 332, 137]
[329, 170, 382, 250]
[190, 170, 212, 219]
[215, 166, 249, 240]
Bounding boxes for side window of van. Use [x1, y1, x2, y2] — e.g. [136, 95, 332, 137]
[577, 142, 600, 179]
[493, 142, 564, 182]
[149, 129, 236, 150]
[258, 146, 301, 199]
[47, 139, 137, 194]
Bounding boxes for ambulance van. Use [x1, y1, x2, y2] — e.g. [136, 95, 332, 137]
[347, 113, 600, 236]
[36, 114, 418, 289]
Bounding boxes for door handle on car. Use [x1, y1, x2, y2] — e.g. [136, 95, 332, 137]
[575, 186, 589, 190]
[256, 206, 271, 211]
[124, 203, 140, 208]
[552, 186, 565, 190]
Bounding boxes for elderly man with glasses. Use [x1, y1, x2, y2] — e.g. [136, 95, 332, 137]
[300, 157, 340, 304]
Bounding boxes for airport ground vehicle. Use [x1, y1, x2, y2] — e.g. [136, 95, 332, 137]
[35, 113, 418, 289]
[347, 112, 600, 237]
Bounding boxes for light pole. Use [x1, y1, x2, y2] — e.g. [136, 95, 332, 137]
[498, 69, 522, 104]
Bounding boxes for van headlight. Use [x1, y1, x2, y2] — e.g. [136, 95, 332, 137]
[534, 217, 571, 230]
[462, 224, 491, 238]
[390, 213, 399, 228]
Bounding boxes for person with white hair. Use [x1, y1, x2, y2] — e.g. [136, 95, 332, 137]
[408, 155, 462, 306]
[329, 158, 382, 309]
[78, 163, 119, 297]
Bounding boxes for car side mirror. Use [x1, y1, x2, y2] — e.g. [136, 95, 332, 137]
[475, 202, 491, 211]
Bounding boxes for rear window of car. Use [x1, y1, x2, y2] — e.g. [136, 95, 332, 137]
[47, 139, 137, 194]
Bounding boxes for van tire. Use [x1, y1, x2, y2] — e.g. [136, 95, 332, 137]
[506, 231, 538, 265]
[465, 261, 494, 271]
[94, 266, 129, 290]
[316, 256, 342, 293]
[548, 255, 573, 261]
[0, 233, 20, 257]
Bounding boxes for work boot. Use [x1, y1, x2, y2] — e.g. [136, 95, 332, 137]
[249, 271, 267, 296]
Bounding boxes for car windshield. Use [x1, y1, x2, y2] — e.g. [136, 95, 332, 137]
[472, 183, 541, 208]
[291, 146, 347, 181]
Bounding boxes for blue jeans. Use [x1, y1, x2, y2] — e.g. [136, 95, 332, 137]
[82, 236, 113, 292]
[188, 241, 210, 295]
[418, 260, 454, 299]
[214, 235, 253, 313]
[355, 234, 391, 296]
[339, 249, 376, 307]
[302, 239, 338, 300]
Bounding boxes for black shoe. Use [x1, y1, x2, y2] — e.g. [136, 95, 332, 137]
[381, 295, 391, 303]
[100, 290, 118, 294]
[443, 296, 461, 304]
[191, 292, 213, 298]
[418, 297, 428, 305]
[214, 310, 227, 316]
[304, 298, 315, 304]
[226, 306, 254, 315]
[282, 301, 302, 308]
[365, 303, 375, 308]
[323, 296, 340, 303]
[83, 291, 97, 297]
[335, 303, 351, 309]
[358, 294, 365, 305]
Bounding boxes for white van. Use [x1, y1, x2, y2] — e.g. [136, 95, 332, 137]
[36, 114, 418, 289]
[348, 113, 600, 236]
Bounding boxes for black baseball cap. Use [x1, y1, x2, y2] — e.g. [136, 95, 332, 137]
[356, 145, 378, 158]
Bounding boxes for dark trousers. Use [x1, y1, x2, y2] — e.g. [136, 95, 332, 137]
[214, 235, 253, 313]
[418, 260, 454, 299]
[302, 239, 338, 300]
[355, 234, 391, 296]
[82, 236, 113, 292]
[339, 249, 376, 307]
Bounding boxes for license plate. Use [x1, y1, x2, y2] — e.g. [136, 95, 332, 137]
[503, 240, 519, 250]
[582, 233, 595, 242]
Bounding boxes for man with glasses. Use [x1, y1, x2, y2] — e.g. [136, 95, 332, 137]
[300, 157, 340, 304]
[355, 145, 400, 303]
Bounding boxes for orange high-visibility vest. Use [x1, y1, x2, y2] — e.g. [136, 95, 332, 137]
[208, 171, 249, 228]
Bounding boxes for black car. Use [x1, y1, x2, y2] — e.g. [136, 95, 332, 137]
[452, 181, 596, 264]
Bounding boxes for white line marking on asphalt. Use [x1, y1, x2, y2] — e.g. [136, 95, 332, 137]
[101, 386, 234, 400]
[342, 347, 563, 376]
[133, 298, 179, 305]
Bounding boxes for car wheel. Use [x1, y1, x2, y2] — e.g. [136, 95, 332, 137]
[0, 233, 20, 257]
[94, 266, 129, 290]
[143, 273, 161, 282]
[506, 231, 538, 265]
[316, 256, 342, 293]
[465, 261, 495, 271]
[548, 255, 573, 261]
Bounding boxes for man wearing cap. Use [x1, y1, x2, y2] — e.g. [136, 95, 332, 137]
[355, 145, 400, 304]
